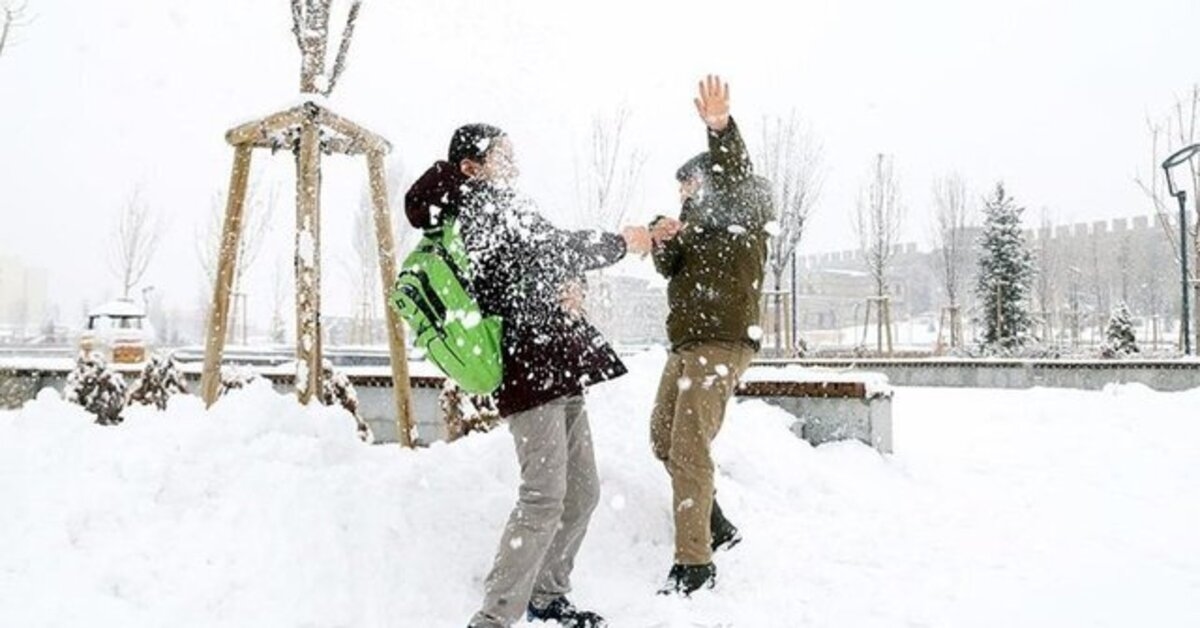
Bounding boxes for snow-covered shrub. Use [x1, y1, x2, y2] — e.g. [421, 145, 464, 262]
[439, 380, 500, 442]
[219, 364, 260, 396]
[126, 353, 189, 410]
[320, 361, 372, 443]
[1101, 302, 1139, 358]
[63, 352, 127, 425]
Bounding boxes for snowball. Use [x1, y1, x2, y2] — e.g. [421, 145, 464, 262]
[747, 326, 764, 341]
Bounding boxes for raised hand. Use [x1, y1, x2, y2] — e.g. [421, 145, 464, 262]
[694, 74, 731, 132]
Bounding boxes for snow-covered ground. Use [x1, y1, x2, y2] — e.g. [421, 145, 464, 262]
[2, 350, 1198, 627]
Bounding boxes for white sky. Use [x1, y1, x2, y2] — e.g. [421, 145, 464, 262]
[1, 0, 1198, 324]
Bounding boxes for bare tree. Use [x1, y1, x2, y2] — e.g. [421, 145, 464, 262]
[269, 254, 289, 344]
[572, 107, 647, 231]
[930, 173, 972, 348]
[0, 1, 29, 60]
[757, 112, 824, 352]
[1135, 84, 1200, 350]
[1032, 209, 1060, 342]
[341, 157, 409, 345]
[855, 154, 906, 299]
[854, 154, 905, 353]
[291, 0, 361, 95]
[197, 184, 278, 343]
[109, 190, 163, 299]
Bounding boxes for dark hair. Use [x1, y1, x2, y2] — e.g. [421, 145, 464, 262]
[448, 123, 507, 166]
[676, 152, 712, 182]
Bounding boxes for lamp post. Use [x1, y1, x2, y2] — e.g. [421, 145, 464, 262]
[1161, 143, 1199, 355]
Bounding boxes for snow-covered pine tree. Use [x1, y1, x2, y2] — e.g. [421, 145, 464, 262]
[319, 360, 372, 443]
[64, 352, 127, 425]
[1101, 301, 1139, 358]
[975, 183, 1036, 353]
[127, 353, 189, 410]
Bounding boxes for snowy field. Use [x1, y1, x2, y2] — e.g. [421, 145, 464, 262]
[2, 349, 1198, 628]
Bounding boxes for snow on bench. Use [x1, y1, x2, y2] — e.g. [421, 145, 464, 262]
[737, 365, 893, 453]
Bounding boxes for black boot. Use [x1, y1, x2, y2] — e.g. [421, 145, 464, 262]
[526, 596, 607, 627]
[710, 499, 742, 553]
[657, 562, 717, 596]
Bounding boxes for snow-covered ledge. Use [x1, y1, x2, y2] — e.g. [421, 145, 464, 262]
[738, 366, 894, 454]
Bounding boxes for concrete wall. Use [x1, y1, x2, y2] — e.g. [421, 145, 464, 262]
[767, 360, 1200, 392]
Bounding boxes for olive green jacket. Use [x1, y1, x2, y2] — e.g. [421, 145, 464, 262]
[653, 119, 774, 351]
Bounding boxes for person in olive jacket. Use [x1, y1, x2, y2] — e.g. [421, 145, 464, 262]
[648, 75, 774, 596]
[406, 124, 652, 628]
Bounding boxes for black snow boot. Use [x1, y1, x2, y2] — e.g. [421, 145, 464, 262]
[657, 562, 717, 596]
[710, 499, 742, 553]
[526, 596, 607, 627]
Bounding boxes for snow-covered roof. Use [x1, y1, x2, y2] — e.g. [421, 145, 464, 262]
[87, 299, 146, 318]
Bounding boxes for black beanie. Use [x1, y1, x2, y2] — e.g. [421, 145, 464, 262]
[676, 152, 712, 182]
[448, 123, 506, 165]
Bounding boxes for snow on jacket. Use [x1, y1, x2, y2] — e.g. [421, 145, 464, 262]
[406, 162, 629, 417]
[652, 118, 774, 352]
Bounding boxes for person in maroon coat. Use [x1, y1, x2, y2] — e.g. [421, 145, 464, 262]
[406, 124, 651, 628]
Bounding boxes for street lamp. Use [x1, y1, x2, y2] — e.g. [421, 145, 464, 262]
[1161, 143, 1199, 355]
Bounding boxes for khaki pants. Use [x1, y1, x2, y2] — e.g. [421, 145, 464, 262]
[650, 341, 754, 565]
[471, 395, 600, 628]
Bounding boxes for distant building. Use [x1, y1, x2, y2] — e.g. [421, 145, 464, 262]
[0, 255, 49, 340]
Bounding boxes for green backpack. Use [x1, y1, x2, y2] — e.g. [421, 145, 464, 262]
[389, 219, 503, 395]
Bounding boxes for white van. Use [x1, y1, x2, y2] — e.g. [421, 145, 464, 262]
[80, 299, 153, 364]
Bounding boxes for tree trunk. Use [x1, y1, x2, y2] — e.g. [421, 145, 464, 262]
[772, 269, 785, 352]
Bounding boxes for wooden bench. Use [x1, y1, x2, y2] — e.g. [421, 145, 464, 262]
[736, 367, 893, 453]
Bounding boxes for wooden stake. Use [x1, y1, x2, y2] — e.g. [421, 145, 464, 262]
[200, 145, 254, 406]
[294, 118, 323, 403]
[225, 107, 306, 147]
[367, 151, 416, 448]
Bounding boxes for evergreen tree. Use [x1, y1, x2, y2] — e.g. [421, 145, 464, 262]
[1102, 301, 1139, 357]
[975, 183, 1035, 352]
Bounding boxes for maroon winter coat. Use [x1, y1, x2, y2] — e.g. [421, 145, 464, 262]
[405, 162, 629, 417]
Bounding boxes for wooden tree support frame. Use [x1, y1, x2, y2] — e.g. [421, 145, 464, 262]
[199, 100, 416, 448]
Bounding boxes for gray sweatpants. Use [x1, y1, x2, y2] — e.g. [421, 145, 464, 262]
[470, 395, 600, 628]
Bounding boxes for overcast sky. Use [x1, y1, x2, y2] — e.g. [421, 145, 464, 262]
[1, 0, 1198, 324]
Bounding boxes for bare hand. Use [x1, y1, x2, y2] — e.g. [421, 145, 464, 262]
[560, 280, 586, 320]
[694, 74, 731, 132]
[621, 225, 653, 256]
[651, 217, 684, 245]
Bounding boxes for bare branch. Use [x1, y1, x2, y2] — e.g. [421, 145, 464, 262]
[756, 111, 824, 288]
[572, 107, 645, 231]
[324, 0, 361, 96]
[1136, 90, 1199, 281]
[290, 0, 305, 52]
[110, 189, 163, 299]
[853, 154, 905, 298]
[1, 1, 30, 59]
[931, 173, 972, 308]
[197, 183, 278, 292]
